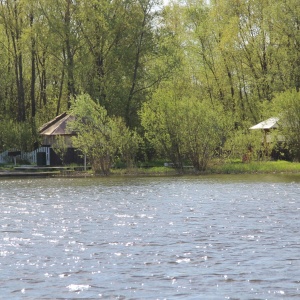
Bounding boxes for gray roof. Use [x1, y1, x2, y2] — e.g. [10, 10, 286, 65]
[39, 112, 75, 136]
[250, 117, 279, 130]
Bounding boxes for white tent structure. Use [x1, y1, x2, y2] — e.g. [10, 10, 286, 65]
[249, 117, 283, 143]
[249, 117, 279, 130]
[250, 117, 283, 158]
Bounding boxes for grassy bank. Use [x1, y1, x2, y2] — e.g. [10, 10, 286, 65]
[2, 160, 300, 177]
[110, 166, 177, 176]
[209, 160, 300, 174]
[110, 160, 300, 176]
[209, 161, 300, 174]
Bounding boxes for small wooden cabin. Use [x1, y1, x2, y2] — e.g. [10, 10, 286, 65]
[39, 112, 83, 166]
[39, 112, 75, 146]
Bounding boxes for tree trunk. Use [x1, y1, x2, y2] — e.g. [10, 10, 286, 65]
[65, 0, 76, 108]
[30, 12, 36, 118]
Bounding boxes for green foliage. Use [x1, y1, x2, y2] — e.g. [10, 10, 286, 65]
[141, 80, 230, 171]
[223, 127, 265, 161]
[68, 94, 140, 174]
[111, 117, 142, 168]
[181, 100, 231, 171]
[0, 119, 36, 152]
[272, 90, 300, 161]
[52, 135, 68, 165]
[141, 84, 185, 169]
[1, 0, 300, 162]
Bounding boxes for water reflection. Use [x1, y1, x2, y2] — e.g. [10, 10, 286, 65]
[1, 175, 300, 299]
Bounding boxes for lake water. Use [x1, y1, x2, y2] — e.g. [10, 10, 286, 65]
[1, 174, 300, 299]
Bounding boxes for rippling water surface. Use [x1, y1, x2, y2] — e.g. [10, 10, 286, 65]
[1, 174, 300, 299]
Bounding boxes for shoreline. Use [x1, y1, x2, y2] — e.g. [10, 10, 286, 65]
[1, 160, 300, 178]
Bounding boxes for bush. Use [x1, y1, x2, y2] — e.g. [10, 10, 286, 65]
[69, 94, 140, 174]
[272, 90, 300, 161]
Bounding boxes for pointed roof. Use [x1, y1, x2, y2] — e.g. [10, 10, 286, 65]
[250, 117, 279, 130]
[39, 112, 75, 136]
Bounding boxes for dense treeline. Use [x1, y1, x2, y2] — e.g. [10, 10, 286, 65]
[1, 0, 300, 170]
[0, 0, 168, 125]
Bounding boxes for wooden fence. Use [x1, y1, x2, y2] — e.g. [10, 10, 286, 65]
[0, 147, 50, 165]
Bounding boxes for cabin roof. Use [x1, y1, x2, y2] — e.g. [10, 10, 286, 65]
[39, 112, 75, 136]
[250, 117, 279, 130]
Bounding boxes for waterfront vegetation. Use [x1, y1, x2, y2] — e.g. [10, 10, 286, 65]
[118, 160, 300, 175]
[208, 160, 300, 175]
[2, 159, 300, 177]
[1, 0, 300, 175]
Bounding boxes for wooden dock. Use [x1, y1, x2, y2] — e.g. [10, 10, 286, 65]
[0, 166, 64, 178]
[0, 171, 60, 178]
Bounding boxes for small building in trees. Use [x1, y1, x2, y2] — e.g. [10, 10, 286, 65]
[39, 112, 83, 166]
[39, 112, 75, 146]
[250, 117, 280, 142]
[250, 117, 287, 160]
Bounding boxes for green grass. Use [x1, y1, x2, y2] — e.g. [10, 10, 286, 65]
[2, 159, 300, 176]
[111, 160, 300, 176]
[209, 160, 300, 174]
[0, 164, 15, 171]
[111, 166, 175, 176]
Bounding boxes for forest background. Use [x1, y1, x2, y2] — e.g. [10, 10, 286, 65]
[1, 0, 300, 173]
